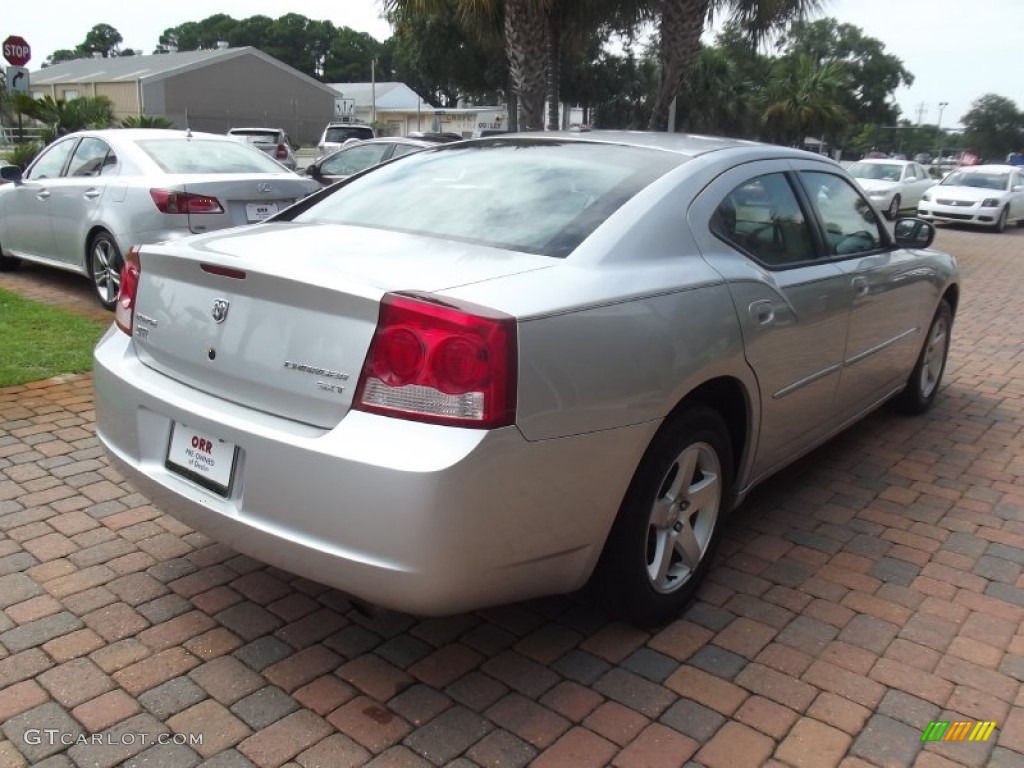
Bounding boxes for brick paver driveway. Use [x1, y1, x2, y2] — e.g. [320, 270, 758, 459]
[1, 226, 1022, 768]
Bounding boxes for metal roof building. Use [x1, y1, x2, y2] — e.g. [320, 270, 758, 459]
[30, 47, 338, 144]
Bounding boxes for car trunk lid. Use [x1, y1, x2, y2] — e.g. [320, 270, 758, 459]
[156, 174, 318, 234]
[130, 221, 554, 427]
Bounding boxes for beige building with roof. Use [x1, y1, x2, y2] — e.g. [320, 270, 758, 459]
[29, 47, 338, 145]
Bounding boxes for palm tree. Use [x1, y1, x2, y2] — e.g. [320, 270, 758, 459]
[647, 0, 825, 131]
[383, 0, 634, 131]
[760, 54, 848, 144]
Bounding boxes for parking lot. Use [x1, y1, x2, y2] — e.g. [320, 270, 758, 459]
[1, 224, 1022, 767]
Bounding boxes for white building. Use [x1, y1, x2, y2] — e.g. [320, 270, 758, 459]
[326, 82, 507, 137]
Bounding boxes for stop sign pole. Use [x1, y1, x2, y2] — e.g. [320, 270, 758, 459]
[3, 36, 31, 67]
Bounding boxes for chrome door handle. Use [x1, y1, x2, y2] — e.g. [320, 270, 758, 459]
[36, 189, 50, 200]
[83, 189, 101, 199]
[852, 276, 869, 297]
[749, 299, 775, 326]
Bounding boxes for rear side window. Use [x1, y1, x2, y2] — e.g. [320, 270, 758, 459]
[136, 138, 289, 174]
[710, 173, 815, 267]
[68, 137, 116, 177]
[296, 141, 682, 258]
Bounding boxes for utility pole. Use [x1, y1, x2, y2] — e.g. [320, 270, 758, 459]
[936, 101, 949, 162]
[371, 58, 376, 129]
[915, 102, 927, 126]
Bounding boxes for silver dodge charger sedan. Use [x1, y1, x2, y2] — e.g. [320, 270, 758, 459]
[93, 132, 959, 625]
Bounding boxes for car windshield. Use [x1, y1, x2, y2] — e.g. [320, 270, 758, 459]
[293, 140, 684, 258]
[941, 170, 1010, 190]
[848, 162, 903, 181]
[136, 138, 289, 174]
[325, 126, 374, 143]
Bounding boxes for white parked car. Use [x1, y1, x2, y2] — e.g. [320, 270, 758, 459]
[0, 129, 320, 308]
[847, 159, 936, 219]
[918, 164, 1024, 232]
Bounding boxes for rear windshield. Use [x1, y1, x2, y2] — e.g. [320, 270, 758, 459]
[847, 162, 903, 181]
[229, 130, 281, 144]
[324, 126, 375, 143]
[136, 138, 290, 174]
[293, 140, 683, 258]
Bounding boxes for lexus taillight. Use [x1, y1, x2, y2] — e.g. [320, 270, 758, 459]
[354, 293, 517, 429]
[276, 143, 288, 160]
[115, 246, 141, 335]
[149, 189, 224, 214]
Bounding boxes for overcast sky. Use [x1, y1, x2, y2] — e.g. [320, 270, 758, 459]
[4, 0, 1020, 128]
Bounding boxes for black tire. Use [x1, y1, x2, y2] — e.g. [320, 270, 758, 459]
[893, 299, 952, 415]
[87, 231, 123, 311]
[994, 207, 1008, 233]
[595, 405, 734, 626]
[0, 241, 21, 272]
[886, 195, 901, 220]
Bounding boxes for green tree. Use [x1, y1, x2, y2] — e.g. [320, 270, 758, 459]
[776, 18, 913, 126]
[388, 0, 505, 107]
[961, 94, 1023, 161]
[120, 115, 175, 128]
[760, 54, 848, 144]
[19, 95, 115, 141]
[158, 14, 239, 52]
[324, 28, 391, 83]
[44, 49, 80, 67]
[76, 23, 123, 58]
[648, 0, 823, 131]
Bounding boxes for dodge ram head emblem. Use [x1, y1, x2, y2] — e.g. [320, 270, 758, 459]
[211, 299, 230, 324]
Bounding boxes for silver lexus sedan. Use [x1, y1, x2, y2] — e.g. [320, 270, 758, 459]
[93, 133, 959, 625]
[0, 129, 320, 309]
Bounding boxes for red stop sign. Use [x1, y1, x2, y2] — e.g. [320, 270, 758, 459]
[3, 36, 31, 67]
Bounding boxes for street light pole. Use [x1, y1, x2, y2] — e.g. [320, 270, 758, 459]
[936, 101, 949, 165]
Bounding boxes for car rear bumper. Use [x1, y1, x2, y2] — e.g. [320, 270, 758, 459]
[93, 328, 652, 615]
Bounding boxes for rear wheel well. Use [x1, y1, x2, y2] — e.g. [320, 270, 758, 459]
[665, 377, 750, 483]
[85, 227, 112, 264]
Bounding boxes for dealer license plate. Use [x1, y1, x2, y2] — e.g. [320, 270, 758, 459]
[165, 422, 237, 495]
[245, 202, 279, 222]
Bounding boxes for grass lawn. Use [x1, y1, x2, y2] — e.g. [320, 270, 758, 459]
[0, 288, 108, 387]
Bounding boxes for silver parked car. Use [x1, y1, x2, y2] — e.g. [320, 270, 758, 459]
[0, 129, 320, 309]
[93, 133, 959, 624]
[305, 136, 456, 186]
[226, 127, 298, 171]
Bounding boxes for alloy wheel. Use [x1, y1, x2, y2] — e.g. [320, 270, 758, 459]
[645, 441, 721, 594]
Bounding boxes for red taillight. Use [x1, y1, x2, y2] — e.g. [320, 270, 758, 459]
[149, 189, 224, 214]
[276, 143, 288, 160]
[115, 246, 141, 335]
[354, 293, 517, 428]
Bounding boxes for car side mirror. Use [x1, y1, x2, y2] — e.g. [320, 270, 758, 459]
[0, 164, 24, 184]
[306, 164, 321, 180]
[893, 218, 935, 249]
